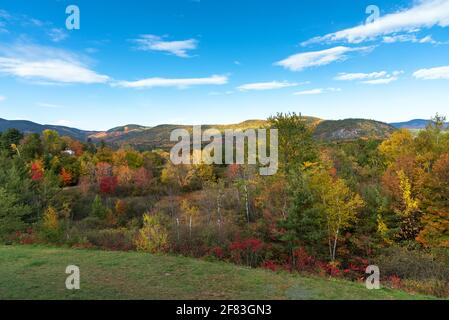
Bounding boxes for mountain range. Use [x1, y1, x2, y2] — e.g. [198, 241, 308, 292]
[389, 119, 449, 129]
[0, 117, 438, 150]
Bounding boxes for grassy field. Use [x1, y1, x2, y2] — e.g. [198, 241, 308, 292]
[0, 245, 434, 300]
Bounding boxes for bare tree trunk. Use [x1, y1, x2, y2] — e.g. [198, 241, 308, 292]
[189, 216, 192, 239]
[244, 183, 250, 224]
[332, 229, 339, 261]
[176, 218, 180, 242]
[217, 190, 222, 221]
[327, 221, 333, 261]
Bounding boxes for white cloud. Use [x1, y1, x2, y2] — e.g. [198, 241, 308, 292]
[133, 35, 198, 58]
[413, 65, 449, 79]
[237, 81, 299, 91]
[275, 46, 373, 72]
[294, 89, 324, 95]
[36, 102, 64, 108]
[336, 71, 403, 84]
[48, 28, 68, 42]
[302, 0, 449, 45]
[335, 71, 388, 81]
[0, 95, 5, 102]
[382, 34, 439, 44]
[362, 77, 399, 85]
[293, 88, 341, 95]
[114, 75, 228, 89]
[0, 44, 109, 84]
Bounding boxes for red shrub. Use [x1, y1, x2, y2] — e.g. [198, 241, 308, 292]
[99, 176, 118, 194]
[30, 161, 44, 181]
[211, 246, 224, 259]
[229, 238, 265, 267]
[292, 247, 316, 272]
[262, 260, 280, 272]
[386, 275, 402, 289]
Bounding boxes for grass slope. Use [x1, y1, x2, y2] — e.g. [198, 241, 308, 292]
[0, 245, 433, 300]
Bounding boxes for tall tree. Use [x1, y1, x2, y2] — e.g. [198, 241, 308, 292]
[268, 112, 317, 172]
[0, 188, 31, 240]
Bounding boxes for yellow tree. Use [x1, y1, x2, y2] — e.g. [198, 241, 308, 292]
[135, 213, 168, 253]
[417, 154, 449, 247]
[311, 169, 364, 261]
[395, 170, 422, 241]
[378, 129, 414, 164]
[181, 199, 199, 239]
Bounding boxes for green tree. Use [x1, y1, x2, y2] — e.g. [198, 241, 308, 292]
[0, 188, 31, 240]
[20, 133, 43, 161]
[280, 166, 326, 262]
[1, 129, 24, 156]
[268, 112, 317, 172]
[42, 130, 64, 155]
[91, 195, 108, 219]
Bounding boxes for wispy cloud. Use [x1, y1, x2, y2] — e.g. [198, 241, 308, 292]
[48, 28, 68, 42]
[237, 81, 299, 91]
[302, 0, 449, 45]
[293, 87, 341, 95]
[0, 10, 70, 42]
[0, 43, 109, 84]
[275, 46, 373, 72]
[0, 9, 11, 33]
[335, 71, 388, 81]
[413, 65, 449, 79]
[0, 95, 6, 102]
[132, 35, 198, 58]
[114, 75, 228, 89]
[362, 77, 399, 85]
[36, 102, 65, 108]
[336, 70, 403, 84]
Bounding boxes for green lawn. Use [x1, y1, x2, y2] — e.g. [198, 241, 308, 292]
[0, 245, 434, 300]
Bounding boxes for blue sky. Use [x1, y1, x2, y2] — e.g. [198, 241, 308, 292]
[0, 0, 449, 130]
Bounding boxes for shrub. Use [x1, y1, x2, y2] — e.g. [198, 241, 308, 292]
[135, 213, 168, 253]
[86, 228, 136, 251]
[40, 206, 63, 243]
[229, 238, 265, 267]
[401, 279, 449, 298]
[376, 247, 449, 282]
[376, 246, 449, 297]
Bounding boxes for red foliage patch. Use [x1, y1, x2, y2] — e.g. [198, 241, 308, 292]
[30, 161, 44, 181]
[99, 176, 118, 194]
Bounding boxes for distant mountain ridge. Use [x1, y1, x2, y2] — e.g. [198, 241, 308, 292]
[1, 116, 399, 149]
[0, 118, 97, 141]
[390, 119, 449, 129]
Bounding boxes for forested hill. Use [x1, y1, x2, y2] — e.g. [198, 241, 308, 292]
[390, 119, 449, 129]
[0, 117, 397, 149]
[0, 118, 97, 141]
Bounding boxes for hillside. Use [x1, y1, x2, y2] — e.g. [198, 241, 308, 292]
[390, 119, 449, 129]
[89, 124, 150, 141]
[314, 119, 396, 141]
[0, 118, 97, 141]
[97, 120, 272, 150]
[0, 116, 396, 149]
[0, 245, 431, 300]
